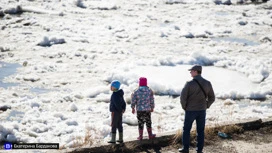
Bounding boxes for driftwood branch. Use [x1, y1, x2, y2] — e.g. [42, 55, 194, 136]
[0, 105, 11, 112]
[2, 5, 63, 16]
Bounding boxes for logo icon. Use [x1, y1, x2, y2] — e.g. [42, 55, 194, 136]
[4, 143, 12, 150]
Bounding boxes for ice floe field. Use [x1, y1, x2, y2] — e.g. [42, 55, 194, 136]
[0, 0, 272, 149]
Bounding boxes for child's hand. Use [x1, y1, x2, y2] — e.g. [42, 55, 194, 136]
[132, 108, 135, 114]
[150, 108, 154, 112]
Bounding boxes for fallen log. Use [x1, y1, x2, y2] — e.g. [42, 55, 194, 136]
[236, 119, 262, 130]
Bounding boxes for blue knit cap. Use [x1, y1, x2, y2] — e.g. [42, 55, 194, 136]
[111, 80, 121, 89]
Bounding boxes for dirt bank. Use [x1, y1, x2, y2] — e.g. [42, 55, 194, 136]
[140, 126, 272, 153]
[67, 119, 272, 153]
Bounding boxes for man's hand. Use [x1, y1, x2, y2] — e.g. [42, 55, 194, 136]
[132, 108, 135, 114]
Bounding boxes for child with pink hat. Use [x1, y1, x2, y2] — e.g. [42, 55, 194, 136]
[131, 77, 156, 140]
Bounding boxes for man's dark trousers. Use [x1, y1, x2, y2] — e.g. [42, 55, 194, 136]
[182, 110, 206, 152]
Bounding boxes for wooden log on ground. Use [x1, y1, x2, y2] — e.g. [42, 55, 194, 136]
[236, 119, 262, 130]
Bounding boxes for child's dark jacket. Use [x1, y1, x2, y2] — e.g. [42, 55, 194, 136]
[110, 89, 126, 113]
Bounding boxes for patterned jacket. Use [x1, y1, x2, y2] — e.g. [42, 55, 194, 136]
[131, 86, 155, 111]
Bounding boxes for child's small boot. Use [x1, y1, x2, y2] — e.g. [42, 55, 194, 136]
[108, 133, 116, 144]
[137, 129, 143, 140]
[116, 132, 123, 143]
[147, 128, 156, 139]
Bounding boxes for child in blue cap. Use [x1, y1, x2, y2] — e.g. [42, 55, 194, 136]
[108, 80, 126, 143]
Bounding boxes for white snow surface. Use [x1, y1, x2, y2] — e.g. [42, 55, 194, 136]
[0, 0, 272, 149]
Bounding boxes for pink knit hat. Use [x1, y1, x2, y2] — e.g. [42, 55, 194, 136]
[139, 77, 147, 86]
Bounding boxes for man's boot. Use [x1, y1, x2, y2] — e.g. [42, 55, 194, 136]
[137, 129, 143, 140]
[147, 128, 156, 139]
[116, 132, 123, 143]
[107, 133, 116, 144]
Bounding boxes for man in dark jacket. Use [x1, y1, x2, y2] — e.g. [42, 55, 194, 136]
[108, 80, 126, 144]
[179, 65, 215, 153]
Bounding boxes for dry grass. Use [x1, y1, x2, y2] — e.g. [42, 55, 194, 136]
[172, 129, 182, 144]
[124, 141, 141, 151]
[67, 128, 95, 149]
[59, 145, 66, 150]
[217, 124, 243, 134]
[157, 115, 163, 133]
[83, 129, 94, 146]
[171, 124, 243, 145]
